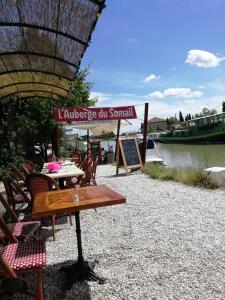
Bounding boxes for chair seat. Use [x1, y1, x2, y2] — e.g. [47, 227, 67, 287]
[0, 221, 41, 241]
[0, 241, 46, 271]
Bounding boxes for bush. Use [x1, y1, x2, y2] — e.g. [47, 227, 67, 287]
[144, 164, 216, 189]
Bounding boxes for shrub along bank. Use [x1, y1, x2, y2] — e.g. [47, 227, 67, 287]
[144, 164, 216, 189]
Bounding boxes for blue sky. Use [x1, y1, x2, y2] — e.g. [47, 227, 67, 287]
[81, 0, 225, 130]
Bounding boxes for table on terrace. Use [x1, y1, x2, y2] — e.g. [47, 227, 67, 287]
[32, 185, 126, 288]
[42, 161, 84, 179]
[41, 161, 84, 189]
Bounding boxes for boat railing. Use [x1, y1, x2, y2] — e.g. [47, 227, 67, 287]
[160, 122, 225, 138]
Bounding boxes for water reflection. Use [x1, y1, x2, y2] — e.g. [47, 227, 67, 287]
[101, 140, 225, 169]
[148, 143, 225, 169]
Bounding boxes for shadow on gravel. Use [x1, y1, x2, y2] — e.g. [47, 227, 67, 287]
[103, 172, 141, 178]
[44, 261, 92, 300]
[8, 260, 92, 300]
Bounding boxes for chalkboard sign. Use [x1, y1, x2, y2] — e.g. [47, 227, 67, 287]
[117, 137, 143, 173]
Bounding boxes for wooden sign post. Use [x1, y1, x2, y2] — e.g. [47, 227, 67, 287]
[116, 137, 143, 174]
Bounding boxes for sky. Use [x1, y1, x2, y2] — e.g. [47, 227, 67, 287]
[81, 0, 225, 131]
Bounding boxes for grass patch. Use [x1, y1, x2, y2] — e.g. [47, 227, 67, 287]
[144, 163, 216, 189]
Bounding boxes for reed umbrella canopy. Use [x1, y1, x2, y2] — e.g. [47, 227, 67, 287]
[0, 0, 106, 100]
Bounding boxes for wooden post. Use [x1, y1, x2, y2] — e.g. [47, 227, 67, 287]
[87, 129, 90, 156]
[141, 103, 149, 165]
[115, 120, 121, 175]
[54, 125, 60, 158]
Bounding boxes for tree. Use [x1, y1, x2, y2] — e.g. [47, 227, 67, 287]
[202, 108, 210, 116]
[0, 68, 97, 169]
[211, 109, 217, 115]
[222, 101, 225, 112]
[179, 111, 184, 122]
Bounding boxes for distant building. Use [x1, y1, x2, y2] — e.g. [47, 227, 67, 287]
[142, 117, 167, 132]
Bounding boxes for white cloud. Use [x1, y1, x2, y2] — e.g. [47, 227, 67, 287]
[149, 88, 203, 99]
[185, 49, 225, 68]
[88, 90, 224, 132]
[89, 91, 111, 104]
[144, 74, 160, 83]
[148, 96, 223, 119]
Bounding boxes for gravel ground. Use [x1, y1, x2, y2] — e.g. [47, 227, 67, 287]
[10, 165, 225, 299]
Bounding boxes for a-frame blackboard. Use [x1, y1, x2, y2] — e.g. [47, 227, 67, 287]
[117, 137, 143, 173]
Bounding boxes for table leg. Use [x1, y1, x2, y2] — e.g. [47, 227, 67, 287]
[60, 211, 106, 288]
[58, 178, 65, 189]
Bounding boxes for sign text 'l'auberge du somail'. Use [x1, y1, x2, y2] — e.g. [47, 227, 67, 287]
[54, 106, 137, 122]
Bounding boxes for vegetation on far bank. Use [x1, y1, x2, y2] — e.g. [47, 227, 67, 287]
[144, 163, 217, 189]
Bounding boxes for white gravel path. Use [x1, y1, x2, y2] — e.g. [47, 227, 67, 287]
[12, 165, 225, 299]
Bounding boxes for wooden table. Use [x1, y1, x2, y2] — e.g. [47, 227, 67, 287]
[42, 162, 84, 189]
[42, 162, 84, 179]
[32, 185, 126, 287]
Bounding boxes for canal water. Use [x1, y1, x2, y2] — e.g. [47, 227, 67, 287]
[101, 140, 225, 169]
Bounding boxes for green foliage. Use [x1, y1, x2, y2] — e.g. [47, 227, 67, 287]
[0, 68, 96, 168]
[144, 164, 216, 189]
[97, 131, 115, 139]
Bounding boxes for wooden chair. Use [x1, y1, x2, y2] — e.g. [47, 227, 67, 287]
[79, 159, 94, 187]
[26, 173, 72, 240]
[22, 160, 36, 175]
[3, 176, 31, 212]
[0, 194, 40, 243]
[70, 153, 81, 165]
[91, 158, 98, 185]
[10, 164, 26, 186]
[78, 155, 89, 169]
[65, 159, 93, 188]
[0, 217, 46, 299]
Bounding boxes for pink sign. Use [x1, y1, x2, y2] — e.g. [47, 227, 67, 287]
[54, 106, 137, 122]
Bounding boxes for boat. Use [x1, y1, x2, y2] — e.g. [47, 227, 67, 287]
[148, 132, 160, 142]
[135, 134, 167, 165]
[159, 112, 225, 144]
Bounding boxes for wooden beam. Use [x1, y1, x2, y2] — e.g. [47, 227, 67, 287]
[141, 103, 149, 165]
[115, 120, 121, 175]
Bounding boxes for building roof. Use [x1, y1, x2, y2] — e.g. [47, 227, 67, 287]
[148, 117, 166, 123]
[0, 0, 106, 100]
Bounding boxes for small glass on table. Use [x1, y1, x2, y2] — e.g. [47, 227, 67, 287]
[72, 187, 80, 202]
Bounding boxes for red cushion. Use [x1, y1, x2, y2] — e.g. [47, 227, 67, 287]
[0, 241, 46, 271]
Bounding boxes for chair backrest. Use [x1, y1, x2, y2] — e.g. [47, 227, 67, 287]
[79, 155, 88, 169]
[3, 176, 30, 210]
[22, 160, 36, 176]
[2, 177, 14, 207]
[91, 158, 98, 185]
[71, 153, 81, 165]
[0, 193, 18, 223]
[10, 164, 25, 183]
[80, 160, 94, 187]
[82, 157, 92, 172]
[0, 216, 18, 243]
[24, 160, 35, 172]
[26, 173, 59, 205]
